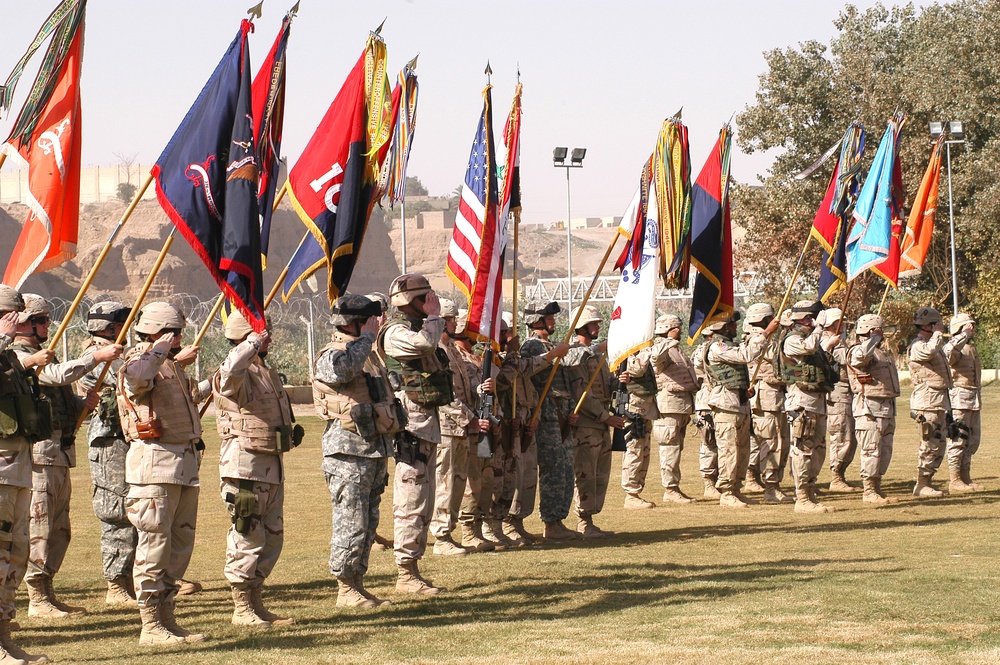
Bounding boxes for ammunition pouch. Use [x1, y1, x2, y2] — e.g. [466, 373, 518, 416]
[625, 361, 658, 398]
[135, 417, 165, 441]
[393, 431, 428, 466]
[779, 341, 838, 392]
[275, 424, 305, 452]
[383, 346, 454, 407]
[624, 413, 647, 443]
[788, 410, 816, 442]
[0, 393, 53, 441]
[95, 387, 124, 437]
[224, 480, 259, 535]
[351, 399, 408, 439]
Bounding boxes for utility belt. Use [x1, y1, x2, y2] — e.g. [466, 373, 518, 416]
[224, 479, 260, 535]
[0, 394, 53, 442]
[393, 431, 429, 466]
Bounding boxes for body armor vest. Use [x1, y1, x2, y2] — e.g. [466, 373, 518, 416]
[378, 314, 454, 407]
[847, 343, 900, 398]
[908, 339, 952, 390]
[778, 328, 838, 392]
[117, 343, 201, 444]
[214, 360, 293, 453]
[950, 344, 980, 389]
[0, 348, 51, 441]
[11, 343, 79, 434]
[703, 340, 750, 390]
[655, 343, 698, 394]
[626, 359, 659, 397]
[85, 338, 123, 438]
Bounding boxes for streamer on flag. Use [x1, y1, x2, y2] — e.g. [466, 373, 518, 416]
[152, 20, 265, 332]
[899, 134, 945, 278]
[1, 0, 86, 288]
[379, 56, 419, 206]
[499, 82, 522, 218]
[445, 84, 503, 347]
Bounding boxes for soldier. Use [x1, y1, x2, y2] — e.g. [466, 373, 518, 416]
[520, 302, 578, 540]
[908, 306, 965, 498]
[704, 312, 772, 508]
[12, 294, 121, 619]
[692, 328, 720, 500]
[431, 299, 488, 556]
[743, 303, 793, 504]
[366, 292, 394, 553]
[118, 302, 209, 645]
[564, 306, 624, 538]
[818, 308, 858, 493]
[780, 300, 838, 513]
[847, 314, 899, 506]
[79, 301, 136, 606]
[625, 314, 699, 505]
[314, 294, 401, 607]
[214, 311, 299, 625]
[379, 274, 452, 594]
[945, 313, 983, 492]
[0, 285, 55, 664]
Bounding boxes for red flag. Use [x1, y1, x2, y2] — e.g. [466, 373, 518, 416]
[2, 27, 83, 288]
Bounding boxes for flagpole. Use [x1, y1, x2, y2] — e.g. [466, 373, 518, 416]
[511, 207, 521, 422]
[531, 231, 621, 423]
[400, 198, 407, 272]
[0, 152, 6, 171]
[75, 227, 177, 430]
[46, 172, 155, 353]
[572, 353, 608, 415]
[876, 281, 891, 316]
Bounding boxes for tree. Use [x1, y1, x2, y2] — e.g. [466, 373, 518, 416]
[404, 176, 428, 196]
[116, 181, 137, 203]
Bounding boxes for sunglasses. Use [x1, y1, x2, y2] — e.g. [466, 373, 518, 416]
[30, 316, 51, 325]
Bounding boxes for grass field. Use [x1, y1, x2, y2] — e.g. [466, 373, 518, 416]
[16, 385, 1000, 664]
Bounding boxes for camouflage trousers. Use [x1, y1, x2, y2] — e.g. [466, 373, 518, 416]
[326, 455, 387, 579]
[90, 437, 136, 581]
[857, 414, 895, 480]
[393, 438, 436, 566]
[489, 422, 521, 520]
[536, 416, 574, 523]
[0, 485, 29, 621]
[511, 431, 538, 520]
[696, 411, 719, 481]
[789, 410, 827, 491]
[26, 464, 72, 582]
[913, 409, 947, 477]
[573, 427, 612, 519]
[713, 410, 750, 494]
[947, 409, 981, 472]
[430, 435, 469, 539]
[752, 408, 789, 486]
[827, 405, 858, 474]
[654, 414, 691, 491]
[459, 452, 494, 525]
[621, 428, 651, 496]
[221, 478, 284, 589]
[126, 482, 199, 606]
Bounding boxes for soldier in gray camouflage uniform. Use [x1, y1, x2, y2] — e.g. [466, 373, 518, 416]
[79, 301, 136, 606]
[314, 295, 399, 607]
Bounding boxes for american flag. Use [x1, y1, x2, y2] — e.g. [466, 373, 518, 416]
[446, 85, 503, 347]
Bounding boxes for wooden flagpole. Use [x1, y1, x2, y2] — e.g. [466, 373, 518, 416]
[530, 231, 621, 423]
[74, 227, 177, 430]
[572, 353, 608, 415]
[511, 207, 521, 422]
[46, 172, 155, 352]
[876, 281, 891, 316]
[0, 152, 6, 171]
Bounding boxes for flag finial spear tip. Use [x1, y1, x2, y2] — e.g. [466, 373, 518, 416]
[247, 1, 264, 20]
[407, 53, 419, 70]
[373, 18, 386, 36]
[287, 1, 300, 18]
[485, 61, 493, 78]
[517, 64, 521, 82]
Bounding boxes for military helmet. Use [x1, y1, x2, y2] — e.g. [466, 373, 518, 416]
[0, 286, 24, 315]
[439, 298, 458, 319]
[790, 299, 823, 322]
[135, 302, 186, 335]
[570, 305, 602, 329]
[705, 311, 741, 334]
[456, 308, 469, 335]
[913, 306, 942, 327]
[524, 300, 560, 326]
[17, 293, 50, 324]
[780, 309, 793, 327]
[366, 292, 390, 314]
[654, 314, 682, 335]
[388, 273, 432, 306]
[816, 307, 842, 328]
[950, 312, 975, 335]
[499, 315, 510, 333]
[855, 314, 884, 336]
[744, 303, 774, 326]
[87, 301, 131, 333]
[224, 309, 265, 341]
[330, 294, 381, 327]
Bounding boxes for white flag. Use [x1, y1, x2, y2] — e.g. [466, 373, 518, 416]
[608, 181, 660, 371]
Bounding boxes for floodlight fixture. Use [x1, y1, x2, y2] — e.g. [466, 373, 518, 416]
[570, 148, 587, 165]
[948, 121, 965, 140]
[929, 121, 945, 139]
[553, 147, 568, 165]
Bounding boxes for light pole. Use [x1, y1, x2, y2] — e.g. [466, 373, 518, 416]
[553, 147, 586, 312]
[929, 121, 966, 316]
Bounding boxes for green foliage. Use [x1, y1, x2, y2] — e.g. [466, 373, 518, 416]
[116, 181, 137, 203]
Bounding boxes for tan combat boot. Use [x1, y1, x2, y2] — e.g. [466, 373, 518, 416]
[542, 520, 578, 541]
[371, 533, 393, 551]
[576, 517, 612, 539]
[703, 478, 722, 500]
[138, 602, 185, 646]
[661, 489, 694, 504]
[961, 464, 985, 492]
[25, 578, 68, 619]
[718, 492, 748, 509]
[828, 469, 857, 493]
[231, 586, 272, 626]
[793, 488, 827, 514]
[624, 494, 657, 509]
[106, 576, 136, 607]
[432, 535, 468, 556]
[480, 520, 510, 550]
[176, 579, 203, 596]
[743, 470, 765, 493]
[489, 519, 521, 547]
[948, 468, 975, 493]
[162, 592, 206, 642]
[0, 618, 39, 664]
[249, 586, 296, 624]
[336, 578, 377, 609]
[762, 483, 793, 504]
[500, 519, 530, 546]
[395, 561, 441, 595]
[507, 516, 540, 543]
[45, 577, 86, 616]
[862, 478, 889, 506]
[460, 522, 495, 552]
[354, 575, 390, 607]
[913, 474, 945, 498]
[872, 478, 898, 504]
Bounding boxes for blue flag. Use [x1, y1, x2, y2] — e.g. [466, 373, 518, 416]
[152, 20, 265, 332]
[846, 121, 901, 282]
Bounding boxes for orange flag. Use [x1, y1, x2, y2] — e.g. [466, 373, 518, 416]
[1, 28, 83, 288]
[899, 135, 945, 279]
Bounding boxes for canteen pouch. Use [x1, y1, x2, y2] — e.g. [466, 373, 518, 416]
[135, 417, 164, 441]
[350, 403, 379, 439]
[374, 399, 407, 435]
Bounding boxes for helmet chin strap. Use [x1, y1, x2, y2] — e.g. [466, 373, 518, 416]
[30, 322, 48, 344]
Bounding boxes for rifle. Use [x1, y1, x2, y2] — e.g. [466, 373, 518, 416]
[612, 370, 646, 446]
[476, 347, 500, 459]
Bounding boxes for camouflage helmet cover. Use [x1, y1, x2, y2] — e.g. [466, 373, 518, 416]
[87, 301, 131, 333]
[388, 273, 432, 306]
[330, 294, 381, 327]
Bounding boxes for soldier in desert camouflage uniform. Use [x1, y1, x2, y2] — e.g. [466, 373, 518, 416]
[79, 301, 136, 607]
[12, 294, 121, 619]
[818, 308, 858, 493]
[214, 310, 300, 627]
[692, 328, 720, 500]
[0, 285, 55, 664]
[945, 313, 984, 493]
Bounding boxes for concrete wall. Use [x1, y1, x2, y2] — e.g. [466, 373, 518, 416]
[0, 164, 156, 205]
